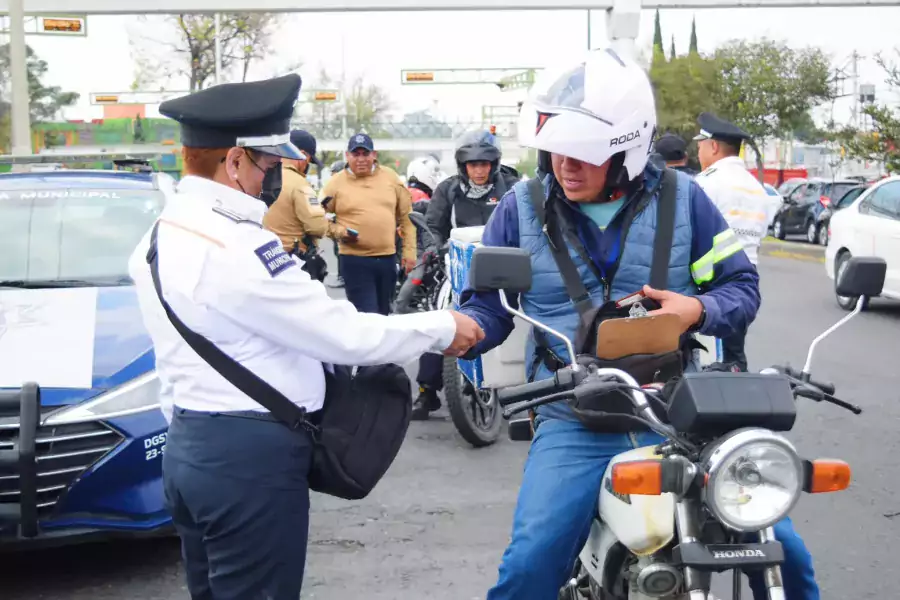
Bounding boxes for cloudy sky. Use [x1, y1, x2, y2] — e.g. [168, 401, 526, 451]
[5, 5, 899, 129]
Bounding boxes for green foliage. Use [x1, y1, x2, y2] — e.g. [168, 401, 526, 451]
[515, 148, 539, 178]
[670, 36, 676, 62]
[0, 43, 80, 123]
[689, 17, 698, 55]
[712, 38, 833, 142]
[653, 10, 663, 51]
[650, 53, 722, 141]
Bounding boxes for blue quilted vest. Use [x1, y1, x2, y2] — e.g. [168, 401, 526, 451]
[516, 165, 698, 421]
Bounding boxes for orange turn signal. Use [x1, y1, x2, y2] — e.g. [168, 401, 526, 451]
[611, 460, 663, 496]
[808, 459, 851, 493]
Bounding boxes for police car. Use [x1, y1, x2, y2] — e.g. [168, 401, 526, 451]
[0, 152, 172, 548]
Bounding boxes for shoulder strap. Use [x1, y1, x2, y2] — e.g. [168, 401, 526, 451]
[525, 178, 593, 318]
[146, 221, 310, 431]
[649, 168, 679, 290]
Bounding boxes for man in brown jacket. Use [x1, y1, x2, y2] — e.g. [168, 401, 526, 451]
[319, 133, 415, 315]
[263, 130, 331, 280]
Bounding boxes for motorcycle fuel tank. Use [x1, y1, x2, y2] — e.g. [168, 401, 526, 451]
[598, 445, 676, 556]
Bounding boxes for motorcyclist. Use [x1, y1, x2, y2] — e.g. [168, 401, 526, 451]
[425, 129, 521, 247]
[456, 47, 819, 600]
[412, 132, 519, 419]
[400, 155, 452, 419]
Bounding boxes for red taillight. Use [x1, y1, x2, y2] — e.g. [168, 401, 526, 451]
[411, 278, 423, 286]
[819, 195, 831, 207]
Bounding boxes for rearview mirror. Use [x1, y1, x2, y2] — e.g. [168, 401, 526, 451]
[836, 256, 886, 298]
[469, 247, 532, 294]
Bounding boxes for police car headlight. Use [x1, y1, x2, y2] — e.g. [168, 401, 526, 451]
[703, 429, 803, 532]
[44, 372, 161, 426]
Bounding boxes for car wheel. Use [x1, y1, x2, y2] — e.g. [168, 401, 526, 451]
[818, 223, 829, 246]
[806, 221, 818, 244]
[773, 219, 786, 240]
[834, 252, 869, 312]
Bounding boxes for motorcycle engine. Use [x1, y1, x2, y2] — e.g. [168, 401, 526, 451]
[631, 557, 683, 598]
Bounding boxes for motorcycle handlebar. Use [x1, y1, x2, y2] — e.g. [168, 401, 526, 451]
[783, 365, 836, 396]
[496, 375, 568, 407]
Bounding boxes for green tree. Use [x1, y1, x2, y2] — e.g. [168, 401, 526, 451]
[689, 17, 698, 55]
[652, 10, 665, 65]
[670, 36, 677, 61]
[828, 50, 900, 173]
[129, 14, 284, 91]
[0, 43, 80, 123]
[650, 53, 722, 141]
[515, 148, 539, 178]
[0, 44, 79, 150]
[713, 39, 833, 144]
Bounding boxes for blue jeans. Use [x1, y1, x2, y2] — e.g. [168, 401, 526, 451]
[487, 418, 819, 600]
[340, 254, 397, 316]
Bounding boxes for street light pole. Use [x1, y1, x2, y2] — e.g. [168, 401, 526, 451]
[214, 13, 222, 85]
[9, 0, 32, 154]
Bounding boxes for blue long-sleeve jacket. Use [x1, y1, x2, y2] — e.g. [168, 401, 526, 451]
[457, 178, 761, 355]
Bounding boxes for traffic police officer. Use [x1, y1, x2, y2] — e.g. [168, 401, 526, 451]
[127, 74, 484, 600]
[694, 112, 771, 370]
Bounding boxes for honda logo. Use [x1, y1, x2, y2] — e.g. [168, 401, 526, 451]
[712, 549, 765, 559]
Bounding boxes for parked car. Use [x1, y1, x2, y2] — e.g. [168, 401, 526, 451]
[0, 165, 172, 548]
[816, 184, 870, 246]
[777, 177, 807, 197]
[762, 183, 784, 229]
[826, 175, 900, 310]
[771, 178, 860, 244]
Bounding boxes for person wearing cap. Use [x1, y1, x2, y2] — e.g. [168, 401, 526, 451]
[654, 132, 698, 176]
[694, 112, 772, 371]
[319, 132, 417, 316]
[126, 74, 485, 600]
[262, 129, 331, 281]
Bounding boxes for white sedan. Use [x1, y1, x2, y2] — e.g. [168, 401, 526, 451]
[825, 175, 900, 310]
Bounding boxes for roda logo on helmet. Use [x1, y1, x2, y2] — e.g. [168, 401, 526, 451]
[610, 130, 641, 147]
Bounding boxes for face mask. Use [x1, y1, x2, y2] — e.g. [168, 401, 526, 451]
[259, 164, 282, 208]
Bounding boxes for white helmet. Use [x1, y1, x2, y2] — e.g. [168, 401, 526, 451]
[406, 155, 443, 193]
[518, 46, 657, 183]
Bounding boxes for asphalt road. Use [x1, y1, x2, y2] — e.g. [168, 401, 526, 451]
[3, 243, 898, 600]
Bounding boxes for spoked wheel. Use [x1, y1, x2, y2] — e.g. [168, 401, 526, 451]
[442, 357, 501, 448]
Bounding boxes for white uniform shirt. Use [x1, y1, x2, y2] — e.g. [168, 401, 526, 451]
[695, 156, 774, 265]
[128, 176, 456, 423]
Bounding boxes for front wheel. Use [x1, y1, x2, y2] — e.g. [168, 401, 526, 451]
[805, 220, 818, 244]
[834, 251, 869, 311]
[442, 357, 501, 448]
[772, 218, 786, 240]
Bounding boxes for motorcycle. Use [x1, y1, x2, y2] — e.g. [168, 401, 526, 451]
[467, 245, 886, 600]
[395, 213, 503, 448]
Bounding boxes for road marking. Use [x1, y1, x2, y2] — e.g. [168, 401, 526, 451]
[763, 249, 826, 263]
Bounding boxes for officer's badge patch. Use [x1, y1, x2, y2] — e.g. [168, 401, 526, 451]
[254, 240, 295, 277]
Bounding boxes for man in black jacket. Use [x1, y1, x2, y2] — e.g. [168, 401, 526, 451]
[653, 133, 699, 177]
[414, 130, 519, 419]
[425, 130, 521, 247]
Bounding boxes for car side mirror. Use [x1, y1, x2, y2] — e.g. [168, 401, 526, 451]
[469, 247, 532, 294]
[836, 256, 886, 298]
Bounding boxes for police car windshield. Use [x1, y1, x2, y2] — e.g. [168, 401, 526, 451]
[0, 187, 164, 287]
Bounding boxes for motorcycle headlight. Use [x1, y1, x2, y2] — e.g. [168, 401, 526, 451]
[703, 429, 803, 532]
[44, 372, 161, 426]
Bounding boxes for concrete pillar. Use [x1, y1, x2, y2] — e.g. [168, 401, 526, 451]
[605, 0, 642, 60]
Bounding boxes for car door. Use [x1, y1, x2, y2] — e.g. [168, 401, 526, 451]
[786, 184, 816, 231]
[781, 184, 807, 231]
[857, 181, 900, 293]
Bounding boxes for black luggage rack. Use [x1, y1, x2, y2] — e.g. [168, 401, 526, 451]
[0, 383, 40, 538]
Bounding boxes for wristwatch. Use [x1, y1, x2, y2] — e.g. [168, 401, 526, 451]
[689, 300, 707, 333]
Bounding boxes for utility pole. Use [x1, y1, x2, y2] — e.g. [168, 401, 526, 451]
[9, 0, 31, 154]
[850, 50, 859, 129]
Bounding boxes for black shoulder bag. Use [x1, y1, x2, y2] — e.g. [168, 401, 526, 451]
[526, 170, 684, 432]
[146, 222, 412, 500]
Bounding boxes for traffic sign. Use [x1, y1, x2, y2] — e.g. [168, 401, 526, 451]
[89, 91, 190, 105]
[0, 15, 87, 36]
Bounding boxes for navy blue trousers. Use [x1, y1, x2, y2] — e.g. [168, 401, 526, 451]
[163, 408, 313, 600]
[417, 353, 444, 390]
[340, 254, 397, 316]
